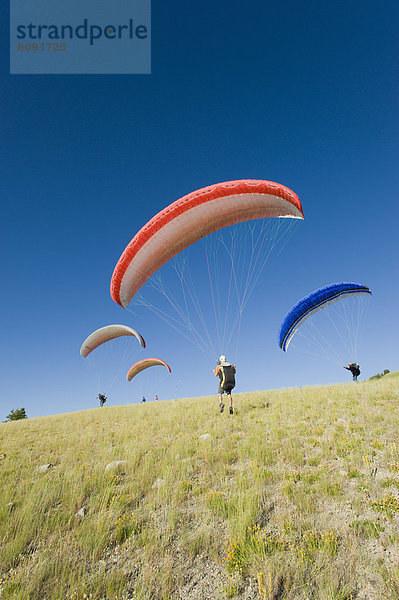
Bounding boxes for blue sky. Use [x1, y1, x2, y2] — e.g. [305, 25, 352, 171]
[1, 1, 398, 419]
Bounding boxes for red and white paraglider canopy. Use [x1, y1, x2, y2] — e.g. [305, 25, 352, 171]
[111, 179, 303, 308]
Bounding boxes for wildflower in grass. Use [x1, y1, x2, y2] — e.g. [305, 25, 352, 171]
[114, 513, 139, 542]
[349, 436, 362, 448]
[225, 572, 240, 598]
[288, 530, 339, 563]
[371, 439, 383, 450]
[323, 481, 343, 496]
[181, 479, 194, 492]
[286, 470, 302, 483]
[289, 542, 309, 564]
[192, 483, 202, 496]
[248, 524, 286, 555]
[208, 490, 228, 516]
[301, 529, 339, 557]
[369, 495, 399, 517]
[107, 494, 118, 508]
[224, 535, 247, 573]
[349, 423, 363, 432]
[303, 469, 319, 484]
[347, 466, 360, 478]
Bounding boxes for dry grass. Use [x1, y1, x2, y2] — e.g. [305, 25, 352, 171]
[1, 373, 399, 599]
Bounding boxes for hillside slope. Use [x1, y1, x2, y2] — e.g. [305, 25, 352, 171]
[1, 377, 399, 600]
[383, 370, 399, 380]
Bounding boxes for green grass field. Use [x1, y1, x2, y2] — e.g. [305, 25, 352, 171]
[1, 374, 399, 599]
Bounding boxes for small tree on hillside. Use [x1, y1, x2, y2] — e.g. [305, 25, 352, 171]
[4, 408, 27, 422]
[368, 369, 390, 381]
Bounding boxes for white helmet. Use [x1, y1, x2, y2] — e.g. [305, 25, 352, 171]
[219, 355, 226, 363]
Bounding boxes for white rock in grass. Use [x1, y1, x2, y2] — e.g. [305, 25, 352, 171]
[105, 460, 127, 472]
[76, 507, 86, 519]
[200, 433, 212, 441]
[152, 478, 166, 489]
[37, 463, 52, 472]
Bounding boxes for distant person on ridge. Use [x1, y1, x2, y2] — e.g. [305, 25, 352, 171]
[213, 355, 236, 414]
[98, 393, 107, 407]
[344, 362, 360, 382]
[154, 395, 158, 402]
[141, 395, 146, 403]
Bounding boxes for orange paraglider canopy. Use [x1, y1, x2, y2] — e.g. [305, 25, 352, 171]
[126, 358, 172, 382]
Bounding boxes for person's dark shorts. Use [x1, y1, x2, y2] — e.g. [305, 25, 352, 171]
[218, 383, 234, 395]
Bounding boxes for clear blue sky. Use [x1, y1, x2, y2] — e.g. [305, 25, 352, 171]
[1, 1, 398, 419]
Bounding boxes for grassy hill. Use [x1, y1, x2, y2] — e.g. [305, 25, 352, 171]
[1, 376, 399, 600]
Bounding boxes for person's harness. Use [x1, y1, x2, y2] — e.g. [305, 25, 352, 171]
[219, 364, 235, 389]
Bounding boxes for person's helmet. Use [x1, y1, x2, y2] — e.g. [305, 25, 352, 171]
[219, 355, 226, 363]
